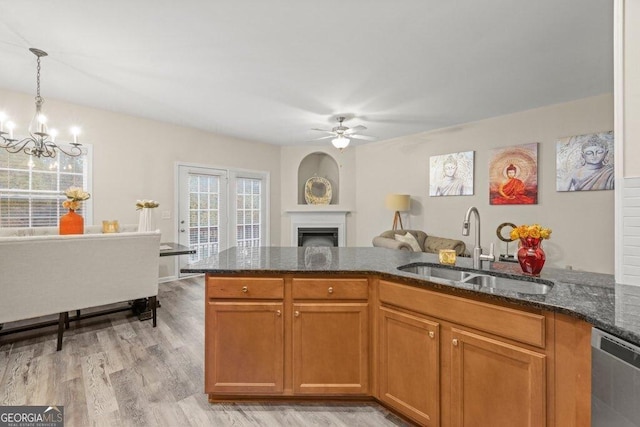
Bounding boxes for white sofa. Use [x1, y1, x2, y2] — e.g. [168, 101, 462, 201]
[0, 231, 161, 350]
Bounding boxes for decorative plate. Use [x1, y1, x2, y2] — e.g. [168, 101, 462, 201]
[304, 176, 332, 205]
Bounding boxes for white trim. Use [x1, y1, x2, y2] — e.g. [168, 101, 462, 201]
[289, 211, 348, 247]
[158, 275, 178, 283]
[614, 0, 625, 284]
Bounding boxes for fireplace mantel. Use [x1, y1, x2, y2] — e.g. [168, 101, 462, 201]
[285, 206, 352, 214]
[286, 209, 350, 247]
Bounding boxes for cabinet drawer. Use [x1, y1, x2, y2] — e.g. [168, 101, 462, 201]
[292, 278, 368, 300]
[379, 280, 546, 348]
[207, 277, 284, 299]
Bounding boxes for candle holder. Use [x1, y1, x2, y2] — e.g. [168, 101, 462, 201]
[102, 220, 120, 233]
[439, 249, 457, 265]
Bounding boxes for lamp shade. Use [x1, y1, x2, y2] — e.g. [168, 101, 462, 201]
[385, 194, 410, 212]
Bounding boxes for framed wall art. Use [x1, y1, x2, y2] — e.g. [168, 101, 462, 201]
[556, 131, 614, 192]
[489, 142, 538, 205]
[429, 151, 474, 197]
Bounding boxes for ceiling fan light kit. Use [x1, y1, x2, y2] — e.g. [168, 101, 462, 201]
[311, 116, 375, 151]
[332, 135, 350, 150]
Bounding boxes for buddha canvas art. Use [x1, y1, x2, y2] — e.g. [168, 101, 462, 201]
[429, 151, 474, 197]
[489, 142, 538, 205]
[556, 131, 614, 192]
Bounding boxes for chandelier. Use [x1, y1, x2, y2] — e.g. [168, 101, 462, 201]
[0, 48, 83, 158]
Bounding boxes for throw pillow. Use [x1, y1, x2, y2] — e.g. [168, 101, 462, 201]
[394, 232, 422, 252]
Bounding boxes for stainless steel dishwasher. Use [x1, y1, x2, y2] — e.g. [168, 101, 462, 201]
[592, 328, 640, 427]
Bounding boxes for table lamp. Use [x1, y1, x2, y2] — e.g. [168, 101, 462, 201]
[385, 194, 411, 230]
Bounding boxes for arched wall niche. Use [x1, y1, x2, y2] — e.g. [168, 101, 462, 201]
[297, 152, 340, 205]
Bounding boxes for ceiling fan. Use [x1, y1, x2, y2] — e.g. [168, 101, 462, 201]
[310, 116, 376, 150]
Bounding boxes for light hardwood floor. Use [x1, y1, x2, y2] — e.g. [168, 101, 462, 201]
[0, 278, 410, 426]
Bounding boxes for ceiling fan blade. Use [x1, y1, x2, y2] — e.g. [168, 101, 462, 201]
[308, 135, 335, 141]
[310, 128, 333, 133]
[344, 125, 367, 134]
[350, 134, 377, 141]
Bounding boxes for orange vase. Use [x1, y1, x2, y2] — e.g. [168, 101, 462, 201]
[59, 209, 84, 235]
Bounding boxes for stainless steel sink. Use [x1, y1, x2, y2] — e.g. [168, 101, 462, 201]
[397, 265, 471, 281]
[397, 263, 553, 295]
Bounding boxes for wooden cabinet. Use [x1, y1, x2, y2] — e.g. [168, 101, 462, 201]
[292, 302, 369, 394]
[292, 278, 369, 395]
[205, 277, 284, 394]
[206, 276, 369, 397]
[379, 280, 550, 426]
[204, 274, 591, 426]
[449, 327, 546, 427]
[205, 301, 284, 394]
[379, 306, 439, 426]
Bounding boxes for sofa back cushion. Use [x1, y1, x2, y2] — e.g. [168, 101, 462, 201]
[424, 235, 466, 256]
[394, 232, 422, 252]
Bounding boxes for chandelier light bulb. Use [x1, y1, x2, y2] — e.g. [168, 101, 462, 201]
[0, 112, 6, 131]
[70, 127, 81, 144]
[6, 121, 15, 139]
[38, 114, 48, 134]
[50, 128, 58, 142]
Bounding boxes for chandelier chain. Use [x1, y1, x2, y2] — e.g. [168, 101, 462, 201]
[35, 55, 42, 104]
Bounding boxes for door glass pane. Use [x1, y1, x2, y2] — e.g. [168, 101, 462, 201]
[236, 177, 262, 248]
[188, 173, 220, 262]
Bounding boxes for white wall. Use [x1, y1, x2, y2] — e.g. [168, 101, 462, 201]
[0, 87, 282, 279]
[355, 94, 614, 274]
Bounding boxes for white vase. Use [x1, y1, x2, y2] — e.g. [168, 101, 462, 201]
[138, 208, 156, 232]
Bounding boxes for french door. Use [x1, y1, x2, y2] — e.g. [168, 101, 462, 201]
[177, 164, 268, 277]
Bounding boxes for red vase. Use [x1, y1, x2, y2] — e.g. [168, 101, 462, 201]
[59, 209, 84, 235]
[517, 237, 546, 276]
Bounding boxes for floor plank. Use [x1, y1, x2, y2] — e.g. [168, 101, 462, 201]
[0, 277, 411, 426]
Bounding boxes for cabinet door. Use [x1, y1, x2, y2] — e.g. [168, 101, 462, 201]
[205, 301, 284, 394]
[379, 306, 439, 426]
[292, 302, 369, 395]
[450, 328, 546, 427]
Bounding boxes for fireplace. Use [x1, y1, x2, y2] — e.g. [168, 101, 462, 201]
[287, 210, 348, 247]
[298, 227, 339, 247]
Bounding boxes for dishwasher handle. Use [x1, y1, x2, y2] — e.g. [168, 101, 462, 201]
[592, 327, 640, 370]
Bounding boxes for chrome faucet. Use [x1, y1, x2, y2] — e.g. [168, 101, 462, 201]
[462, 206, 495, 269]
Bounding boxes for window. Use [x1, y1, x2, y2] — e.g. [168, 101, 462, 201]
[0, 147, 91, 227]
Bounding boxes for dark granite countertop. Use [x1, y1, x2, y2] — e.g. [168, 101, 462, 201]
[182, 246, 640, 347]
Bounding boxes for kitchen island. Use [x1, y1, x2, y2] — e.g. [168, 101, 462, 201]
[183, 246, 638, 427]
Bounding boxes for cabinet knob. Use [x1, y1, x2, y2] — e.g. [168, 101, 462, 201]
[242, 286, 248, 293]
[328, 287, 334, 294]
[452, 338, 459, 347]
[429, 331, 435, 339]
[294, 311, 300, 317]
[276, 310, 281, 317]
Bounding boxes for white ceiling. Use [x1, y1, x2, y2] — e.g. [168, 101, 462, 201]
[0, 0, 613, 146]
